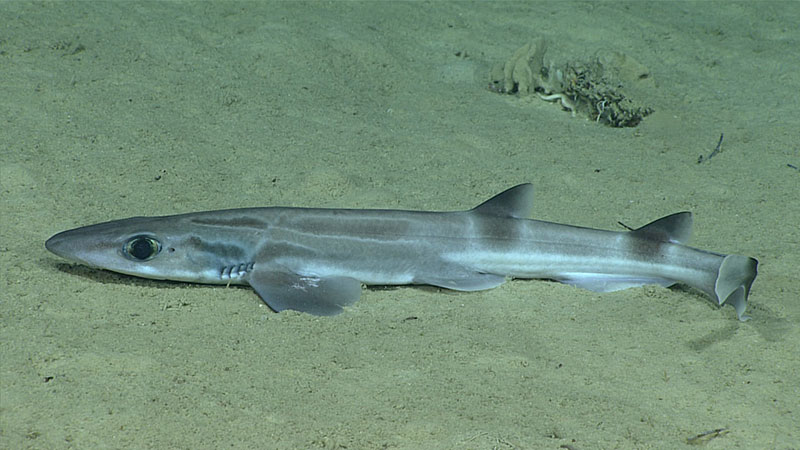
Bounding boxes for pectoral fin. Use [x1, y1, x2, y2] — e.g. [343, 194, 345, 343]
[248, 271, 362, 316]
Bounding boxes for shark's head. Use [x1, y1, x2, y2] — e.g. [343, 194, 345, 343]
[45, 215, 248, 284]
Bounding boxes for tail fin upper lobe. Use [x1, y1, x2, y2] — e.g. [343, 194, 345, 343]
[715, 255, 758, 321]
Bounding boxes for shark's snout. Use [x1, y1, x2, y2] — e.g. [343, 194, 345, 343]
[45, 228, 97, 265]
[45, 231, 71, 258]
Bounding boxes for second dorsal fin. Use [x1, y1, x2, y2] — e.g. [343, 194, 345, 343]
[630, 212, 693, 244]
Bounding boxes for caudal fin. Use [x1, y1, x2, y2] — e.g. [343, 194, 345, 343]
[714, 255, 758, 321]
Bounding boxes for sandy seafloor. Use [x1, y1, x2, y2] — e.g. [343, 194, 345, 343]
[1, 1, 798, 449]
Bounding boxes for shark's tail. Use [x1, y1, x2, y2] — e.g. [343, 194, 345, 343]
[630, 212, 758, 321]
[712, 255, 758, 321]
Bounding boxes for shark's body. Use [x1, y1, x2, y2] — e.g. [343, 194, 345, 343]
[45, 184, 757, 319]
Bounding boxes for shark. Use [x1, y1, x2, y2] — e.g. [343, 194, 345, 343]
[45, 184, 757, 319]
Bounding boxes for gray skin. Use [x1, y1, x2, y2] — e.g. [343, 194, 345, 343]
[45, 184, 757, 319]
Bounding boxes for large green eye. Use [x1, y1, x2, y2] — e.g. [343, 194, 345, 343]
[123, 236, 161, 261]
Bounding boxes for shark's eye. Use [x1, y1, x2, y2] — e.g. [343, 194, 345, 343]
[123, 236, 161, 261]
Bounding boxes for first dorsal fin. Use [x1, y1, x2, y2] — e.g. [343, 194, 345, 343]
[630, 211, 693, 244]
[471, 184, 534, 218]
